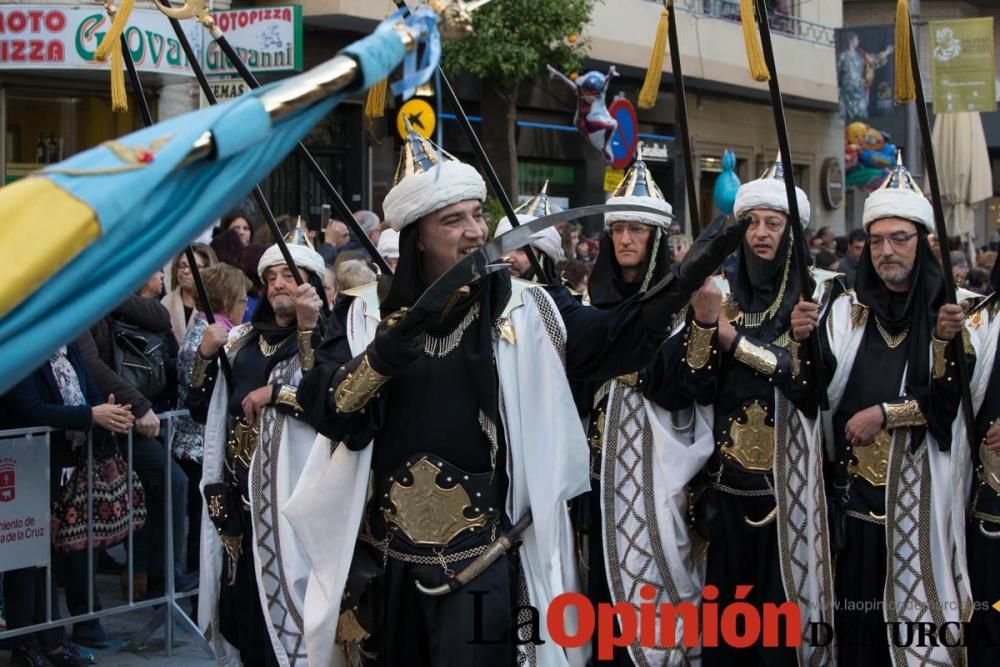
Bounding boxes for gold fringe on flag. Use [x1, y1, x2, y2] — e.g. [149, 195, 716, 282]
[364, 78, 389, 122]
[739, 0, 770, 82]
[894, 0, 915, 103]
[96, 0, 136, 112]
[638, 3, 669, 110]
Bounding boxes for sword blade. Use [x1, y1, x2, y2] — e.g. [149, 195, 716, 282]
[407, 202, 672, 319]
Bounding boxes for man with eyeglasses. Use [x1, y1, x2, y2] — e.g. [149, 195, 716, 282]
[791, 161, 970, 666]
[571, 153, 678, 665]
[638, 160, 840, 666]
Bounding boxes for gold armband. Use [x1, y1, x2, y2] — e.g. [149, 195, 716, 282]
[931, 336, 948, 380]
[883, 400, 926, 430]
[334, 355, 389, 413]
[297, 329, 316, 373]
[734, 337, 778, 376]
[685, 321, 716, 371]
[788, 339, 802, 380]
[275, 384, 303, 413]
[191, 352, 212, 389]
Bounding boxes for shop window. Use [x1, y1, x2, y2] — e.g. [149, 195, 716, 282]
[3, 89, 137, 184]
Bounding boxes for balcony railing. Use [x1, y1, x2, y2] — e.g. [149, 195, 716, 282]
[662, 0, 836, 47]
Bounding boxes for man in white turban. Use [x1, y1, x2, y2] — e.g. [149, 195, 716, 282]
[189, 240, 327, 666]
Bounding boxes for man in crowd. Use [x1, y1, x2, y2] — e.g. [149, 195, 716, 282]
[641, 159, 838, 667]
[188, 241, 328, 666]
[287, 128, 744, 666]
[791, 161, 970, 666]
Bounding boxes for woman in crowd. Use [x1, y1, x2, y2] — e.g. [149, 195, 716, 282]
[162, 244, 218, 346]
[174, 264, 251, 574]
[2, 345, 134, 666]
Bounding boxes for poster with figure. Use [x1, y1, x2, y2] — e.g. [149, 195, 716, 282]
[835, 25, 896, 120]
[930, 17, 996, 113]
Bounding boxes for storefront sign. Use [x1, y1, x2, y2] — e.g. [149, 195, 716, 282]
[0, 436, 50, 569]
[0, 6, 203, 77]
[202, 78, 250, 106]
[641, 141, 670, 162]
[204, 6, 302, 75]
[0, 5, 302, 77]
[930, 17, 996, 114]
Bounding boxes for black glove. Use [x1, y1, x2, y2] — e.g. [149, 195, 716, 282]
[366, 313, 426, 376]
[674, 214, 749, 287]
[638, 216, 749, 329]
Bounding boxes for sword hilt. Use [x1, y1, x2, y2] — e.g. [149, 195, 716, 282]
[415, 510, 533, 596]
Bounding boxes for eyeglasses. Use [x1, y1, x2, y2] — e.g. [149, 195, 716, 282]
[869, 232, 918, 250]
[177, 262, 207, 272]
[609, 223, 651, 238]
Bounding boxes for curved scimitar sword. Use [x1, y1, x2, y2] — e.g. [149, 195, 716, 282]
[416, 510, 533, 596]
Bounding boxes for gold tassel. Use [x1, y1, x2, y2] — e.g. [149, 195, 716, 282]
[638, 5, 669, 110]
[96, 0, 135, 113]
[739, 0, 770, 82]
[894, 0, 915, 103]
[110, 46, 128, 112]
[364, 77, 388, 122]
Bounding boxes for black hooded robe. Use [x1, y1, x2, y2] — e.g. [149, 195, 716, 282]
[641, 220, 822, 667]
[186, 288, 325, 667]
[296, 222, 699, 667]
[818, 231, 965, 666]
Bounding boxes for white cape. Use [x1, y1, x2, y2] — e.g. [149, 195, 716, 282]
[198, 325, 322, 666]
[824, 293, 973, 667]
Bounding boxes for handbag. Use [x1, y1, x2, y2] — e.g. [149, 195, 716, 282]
[51, 435, 147, 552]
[111, 320, 169, 400]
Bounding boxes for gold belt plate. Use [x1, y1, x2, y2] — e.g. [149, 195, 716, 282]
[723, 402, 775, 472]
[385, 457, 488, 546]
[848, 430, 891, 487]
[980, 443, 1000, 494]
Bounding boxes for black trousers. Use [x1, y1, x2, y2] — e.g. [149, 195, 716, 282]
[361, 542, 517, 667]
[967, 488, 1000, 666]
[175, 456, 202, 573]
[2, 566, 63, 648]
[218, 516, 279, 667]
[582, 486, 634, 666]
[702, 491, 797, 667]
[834, 513, 890, 666]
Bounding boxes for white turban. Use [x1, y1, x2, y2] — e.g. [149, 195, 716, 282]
[495, 215, 565, 263]
[382, 161, 487, 231]
[603, 195, 673, 228]
[862, 188, 934, 232]
[377, 228, 400, 259]
[734, 178, 811, 227]
[257, 243, 326, 281]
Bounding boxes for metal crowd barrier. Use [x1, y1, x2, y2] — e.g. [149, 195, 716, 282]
[0, 410, 212, 658]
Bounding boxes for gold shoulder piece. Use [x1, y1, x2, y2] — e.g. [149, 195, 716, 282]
[190, 352, 212, 389]
[275, 384, 303, 413]
[334, 355, 388, 413]
[931, 337, 948, 380]
[297, 330, 316, 372]
[734, 337, 778, 376]
[850, 302, 868, 328]
[883, 400, 926, 430]
[685, 321, 716, 370]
